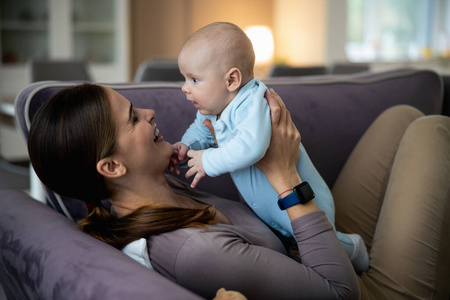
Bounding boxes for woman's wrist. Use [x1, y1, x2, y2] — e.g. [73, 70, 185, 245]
[286, 200, 319, 220]
[278, 188, 294, 198]
[272, 171, 319, 219]
[270, 169, 302, 196]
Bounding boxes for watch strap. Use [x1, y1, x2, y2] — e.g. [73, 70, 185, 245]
[277, 191, 301, 210]
[277, 182, 315, 210]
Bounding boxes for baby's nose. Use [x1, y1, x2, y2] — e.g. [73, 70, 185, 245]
[182, 83, 189, 94]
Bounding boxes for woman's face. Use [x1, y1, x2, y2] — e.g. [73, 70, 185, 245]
[106, 87, 173, 175]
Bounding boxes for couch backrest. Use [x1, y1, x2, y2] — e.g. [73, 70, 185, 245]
[15, 68, 443, 220]
[263, 68, 443, 190]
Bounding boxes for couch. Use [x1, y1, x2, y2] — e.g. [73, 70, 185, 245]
[0, 68, 448, 299]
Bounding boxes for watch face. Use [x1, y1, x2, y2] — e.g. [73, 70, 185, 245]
[294, 182, 315, 204]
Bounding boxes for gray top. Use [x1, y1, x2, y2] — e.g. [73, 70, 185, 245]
[148, 176, 360, 300]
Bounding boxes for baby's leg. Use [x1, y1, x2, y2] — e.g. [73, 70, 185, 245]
[297, 143, 335, 226]
[236, 143, 337, 235]
[232, 167, 293, 237]
[297, 143, 369, 274]
[236, 144, 335, 231]
[234, 143, 369, 273]
[234, 144, 348, 233]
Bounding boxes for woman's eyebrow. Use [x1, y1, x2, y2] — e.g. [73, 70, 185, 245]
[128, 102, 133, 123]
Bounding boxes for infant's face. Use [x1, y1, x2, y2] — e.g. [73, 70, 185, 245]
[178, 41, 234, 116]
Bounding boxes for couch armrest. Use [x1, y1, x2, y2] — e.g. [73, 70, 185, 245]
[0, 190, 204, 300]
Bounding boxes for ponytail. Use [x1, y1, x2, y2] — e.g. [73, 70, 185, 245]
[77, 204, 216, 249]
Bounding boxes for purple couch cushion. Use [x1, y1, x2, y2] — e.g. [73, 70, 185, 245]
[0, 189, 203, 300]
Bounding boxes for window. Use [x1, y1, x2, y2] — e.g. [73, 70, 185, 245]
[347, 0, 450, 61]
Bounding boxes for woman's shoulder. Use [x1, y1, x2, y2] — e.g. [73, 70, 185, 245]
[147, 224, 237, 274]
[147, 226, 202, 280]
[147, 223, 269, 272]
[146, 225, 245, 296]
[148, 217, 287, 279]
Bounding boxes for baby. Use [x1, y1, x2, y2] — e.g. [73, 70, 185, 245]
[172, 22, 369, 274]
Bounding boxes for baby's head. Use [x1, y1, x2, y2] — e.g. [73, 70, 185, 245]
[179, 22, 255, 116]
[181, 22, 255, 83]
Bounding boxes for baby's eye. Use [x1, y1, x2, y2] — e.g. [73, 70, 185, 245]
[192, 78, 199, 83]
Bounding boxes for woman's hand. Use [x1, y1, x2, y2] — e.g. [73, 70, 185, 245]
[213, 288, 247, 300]
[256, 89, 302, 193]
[256, 89, 318, 218]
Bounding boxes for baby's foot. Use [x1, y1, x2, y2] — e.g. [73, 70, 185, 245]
[347, 233, 369, 274]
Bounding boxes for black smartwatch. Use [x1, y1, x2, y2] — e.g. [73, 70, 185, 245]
[277, 182, 315, 210]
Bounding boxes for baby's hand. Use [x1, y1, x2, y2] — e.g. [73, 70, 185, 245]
[173, 142, 190, 162]
[169, 143, 190, 174]
[185, 149, 206, 188]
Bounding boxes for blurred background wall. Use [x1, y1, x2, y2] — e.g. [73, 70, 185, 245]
[2, 0, 448, 95]
[129, 0, 275, 77]
[129, 0, 338, 78]
[0, 0, 449, 161]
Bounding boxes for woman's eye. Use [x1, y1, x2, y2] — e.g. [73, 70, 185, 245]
[133, 116, 138, 123]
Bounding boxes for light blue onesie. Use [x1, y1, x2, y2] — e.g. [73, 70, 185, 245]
[181, 79, 336, 237]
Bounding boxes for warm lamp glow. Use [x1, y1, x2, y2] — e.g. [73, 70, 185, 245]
[245, 26, 274, 64]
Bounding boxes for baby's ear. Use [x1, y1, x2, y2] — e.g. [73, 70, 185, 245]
[97, 157, 127, 178]
[226, 67, 242, 92]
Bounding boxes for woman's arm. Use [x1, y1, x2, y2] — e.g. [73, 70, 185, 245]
[172, 213, 359, 300]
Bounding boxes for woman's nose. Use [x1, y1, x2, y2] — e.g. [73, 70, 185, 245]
[142, 109, 155, 123]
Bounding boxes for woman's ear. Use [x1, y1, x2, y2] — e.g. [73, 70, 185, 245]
[226, 67, 242, 92]
[97, 157, 127, 178]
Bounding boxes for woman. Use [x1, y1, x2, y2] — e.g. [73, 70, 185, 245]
[28, 83, 360, 299]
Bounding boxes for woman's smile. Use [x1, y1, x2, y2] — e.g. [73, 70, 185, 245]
[154, 127, 164, 143]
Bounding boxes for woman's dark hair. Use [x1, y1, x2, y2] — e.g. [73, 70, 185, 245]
[29, 83, 116, 202]
[28, 83, 215, 249]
